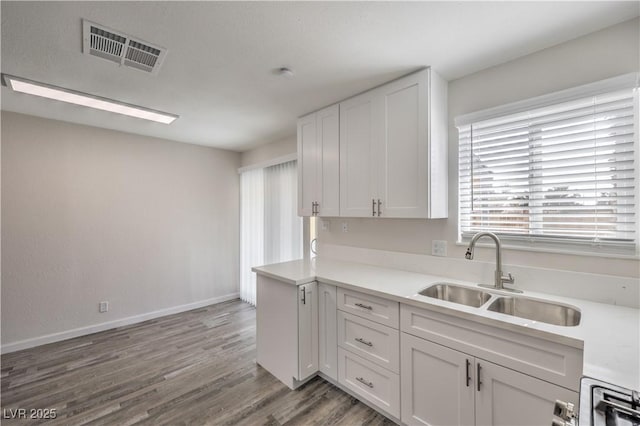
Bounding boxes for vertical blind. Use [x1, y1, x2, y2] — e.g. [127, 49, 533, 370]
[240, 168, 264, 306]
[240, 160, 303, 306]
[264, 161, 303, 264]
[458, 83, 638, 254]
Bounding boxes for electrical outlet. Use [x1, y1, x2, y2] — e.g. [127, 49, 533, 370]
[341, 222, 348, 233]
[432, 240, 447, 257]
[321, 220, 330, 231]
[99, 301, 109, 313]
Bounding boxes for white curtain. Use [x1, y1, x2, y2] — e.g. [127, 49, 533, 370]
[240, 168, 264, 306]
[264, 161, 303, 264]
[240, 160, 302, 306]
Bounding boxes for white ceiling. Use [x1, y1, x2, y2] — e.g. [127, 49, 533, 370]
[2, 1, 638, 151]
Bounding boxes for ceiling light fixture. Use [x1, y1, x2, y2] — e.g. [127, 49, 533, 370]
[1, 74, 178, 124]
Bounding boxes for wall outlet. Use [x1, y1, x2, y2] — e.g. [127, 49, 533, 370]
[341, 222, 348, 233]
[321, 220, 330, 231]
[432, 240, 447, 257]
[99, 301, 109, 313]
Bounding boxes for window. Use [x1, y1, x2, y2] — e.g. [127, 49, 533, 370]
[457, 74, 639, 256]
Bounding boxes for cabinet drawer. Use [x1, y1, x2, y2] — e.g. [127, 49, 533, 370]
[338, 311, 399, 373]
[338, 347, 400, 418]
[400, 304, 583, 391]
[337, 288, 399, 328]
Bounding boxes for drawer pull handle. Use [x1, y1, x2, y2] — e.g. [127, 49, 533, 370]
[355, 337, 373, 347]
[477, 362, 482, 392]
[466, 359, 471, 387]
[355, 303, 373, 310]
[356, 377, 374, 388]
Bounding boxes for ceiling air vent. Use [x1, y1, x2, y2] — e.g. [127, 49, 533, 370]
[82, 20, 167, 75]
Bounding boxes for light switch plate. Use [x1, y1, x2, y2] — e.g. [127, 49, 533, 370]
[341, 222, 348, 233]
[432, 240, 447, 257]
[321, 220, 329, 231]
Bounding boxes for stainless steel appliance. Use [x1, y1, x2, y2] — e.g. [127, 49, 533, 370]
[553, 377, 640, 426]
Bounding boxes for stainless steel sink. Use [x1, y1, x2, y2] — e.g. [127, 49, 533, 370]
[487, 296, 581, 327]
[419, 283, 492, 308]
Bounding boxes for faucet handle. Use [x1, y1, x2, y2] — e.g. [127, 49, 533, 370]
[502, 273, 515, 285]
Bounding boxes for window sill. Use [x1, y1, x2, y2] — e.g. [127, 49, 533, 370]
[454, 241, 640, 261]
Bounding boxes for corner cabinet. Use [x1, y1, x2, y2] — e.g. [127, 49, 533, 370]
[297, 67, 448, 218]
[297, 104, 340, 217]
[339, 67, 448, 218]
[255, 275, 318, 389]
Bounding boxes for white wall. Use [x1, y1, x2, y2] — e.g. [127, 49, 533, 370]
[240, 136, 297, 169]
[1, 112, 241, 351]
[319, 18, 640, 279]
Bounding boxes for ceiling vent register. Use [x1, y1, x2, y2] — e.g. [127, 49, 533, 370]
[82, 20, 167, 75]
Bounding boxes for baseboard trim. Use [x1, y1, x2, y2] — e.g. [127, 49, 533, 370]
[1, 293, 240, 354]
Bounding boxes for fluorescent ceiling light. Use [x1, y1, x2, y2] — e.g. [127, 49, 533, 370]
[2, 74, 178, 124]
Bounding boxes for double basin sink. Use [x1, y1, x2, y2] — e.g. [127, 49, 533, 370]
[419, 283, 581, 327]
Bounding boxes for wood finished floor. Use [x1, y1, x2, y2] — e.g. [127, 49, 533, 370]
[1, 300, 396, 426]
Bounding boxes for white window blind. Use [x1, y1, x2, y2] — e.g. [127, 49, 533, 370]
[239, 160, 303, 306]
[457, 76, 638, 255]
[240, 168, 264, 306]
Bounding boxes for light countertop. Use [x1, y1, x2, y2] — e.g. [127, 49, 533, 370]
[252, 257, 640, 391]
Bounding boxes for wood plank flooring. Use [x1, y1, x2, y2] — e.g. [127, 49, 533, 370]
[1, 300, 396, 425]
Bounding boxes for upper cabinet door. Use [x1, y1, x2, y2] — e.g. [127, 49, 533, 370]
[377, 71, 428, 218]
[339, 90, 379, 217]
[317, 105, 340, 217]
[297, 113, 318, 216]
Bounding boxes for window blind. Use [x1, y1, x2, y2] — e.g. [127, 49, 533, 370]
[458, 84, 638, 255]
[239, 160, 303, 306]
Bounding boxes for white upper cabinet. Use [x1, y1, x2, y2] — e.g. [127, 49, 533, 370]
[297, 113, 318, 216]
[339, 90, 379, 217]
[297, 104, 340, 217]
[340, 68, 448, 218]
[317, 105, 341, 217]
[298, 67, 448, 218]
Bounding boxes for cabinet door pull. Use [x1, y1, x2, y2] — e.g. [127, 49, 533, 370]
[315, 202, 319, 215]
[477, 362, 482, 391]
[300, 287, 306, 305]
[355, 337, 373, 347]
[466, 359, 471, 387]
[377, 199, 382, 216]
[355, 302, 373, 310]
[356, 377, 374, 388]
[372, 198, 376, 216]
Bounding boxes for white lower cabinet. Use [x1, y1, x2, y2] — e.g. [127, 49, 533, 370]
[474, 360, 578, 426]
[337, 310, 400, 373]
[401, 333, 474, 426]
[318, 283, 338, 380]
[256, 275, 318, 389]
[338, 347, 401, 418]
[256, 273, 582, 425]
[401, 332, 579, 426]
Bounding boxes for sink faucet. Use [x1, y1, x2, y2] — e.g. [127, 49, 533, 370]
[465, 232, 522, 293]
